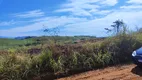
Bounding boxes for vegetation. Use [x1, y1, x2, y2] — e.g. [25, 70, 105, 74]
[0, 38, 35, 50]
[0, 20, 142, 80]
[105, 19, 126, 35]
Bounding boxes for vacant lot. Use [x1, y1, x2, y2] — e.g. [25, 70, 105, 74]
[58, 64, 142, 80]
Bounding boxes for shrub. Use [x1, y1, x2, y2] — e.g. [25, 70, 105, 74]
[100, 34, 142, 64]
[0, 53, 31, 80]
[1, 32, 142, 79]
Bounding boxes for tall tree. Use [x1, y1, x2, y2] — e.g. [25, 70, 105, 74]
[111, 19, 124, 34]
[105, 19, 125, 35]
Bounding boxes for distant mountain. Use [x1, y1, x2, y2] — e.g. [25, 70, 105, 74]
[15, 36, 37, 40]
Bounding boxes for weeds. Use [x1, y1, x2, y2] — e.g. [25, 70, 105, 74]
[0, 32, 142, 80]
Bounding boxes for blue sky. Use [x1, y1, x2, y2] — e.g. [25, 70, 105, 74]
[0, 0, 142, 37]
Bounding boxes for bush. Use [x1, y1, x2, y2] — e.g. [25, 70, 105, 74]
[0, 53, 31, 80]
[1, 32, 142, 79]
[100, 33, 142, 64]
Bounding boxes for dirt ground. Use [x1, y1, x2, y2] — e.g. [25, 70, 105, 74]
[58, 64, 142, 80]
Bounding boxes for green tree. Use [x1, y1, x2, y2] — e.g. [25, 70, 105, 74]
[111, 19, 124, 33]
[105, 19, 125, 35]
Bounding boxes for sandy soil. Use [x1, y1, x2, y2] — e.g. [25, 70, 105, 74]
[57, 64, 142, 80]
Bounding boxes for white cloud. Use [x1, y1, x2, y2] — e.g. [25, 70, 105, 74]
[121, 5, 142, 9]
[12, 10, 45, 18]
[127, 0, 142, 4]
[89, 9, 112, 15]
[0, 16, 88, 36]
[55, 0, 118, 16]
[57, 1, 142, 36]
[56, 8, 92, 16]
[0, 20, 16, 26]
[60, 10, 142, 37]
[3, 9, 142, 37]
[101, 0, 118, 6]
[2, 0, 142, 37]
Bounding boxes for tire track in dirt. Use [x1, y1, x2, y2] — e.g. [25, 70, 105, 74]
[58, 64, 142, 80]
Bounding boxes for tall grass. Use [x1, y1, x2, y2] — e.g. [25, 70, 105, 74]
[0, 31, 142, 79]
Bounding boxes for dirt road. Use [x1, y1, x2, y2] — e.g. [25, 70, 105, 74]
[58, 64, 142, 80]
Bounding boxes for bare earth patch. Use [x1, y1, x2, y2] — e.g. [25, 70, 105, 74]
[57, 64, 142, 80]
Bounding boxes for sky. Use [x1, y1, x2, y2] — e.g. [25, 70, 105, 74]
[0, 0, 142, 37]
